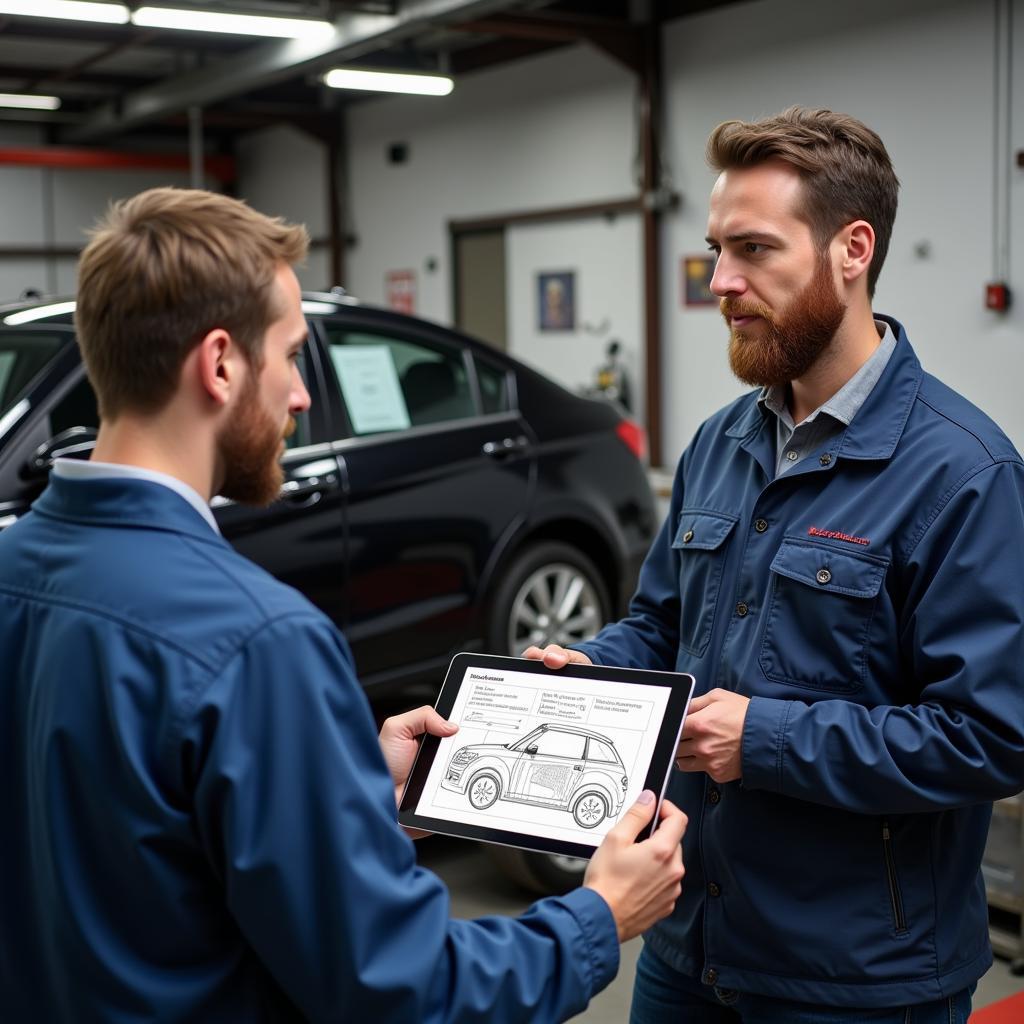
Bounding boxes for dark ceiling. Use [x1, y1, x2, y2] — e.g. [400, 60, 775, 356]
[0, 0, 741, 146]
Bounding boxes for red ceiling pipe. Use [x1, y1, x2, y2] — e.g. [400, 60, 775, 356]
[0, 146, 236, 182]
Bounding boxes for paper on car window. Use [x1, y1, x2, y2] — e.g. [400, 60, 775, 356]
[330, 345, 411, 435]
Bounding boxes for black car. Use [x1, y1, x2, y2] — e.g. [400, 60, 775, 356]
[0, 291, 657, 892]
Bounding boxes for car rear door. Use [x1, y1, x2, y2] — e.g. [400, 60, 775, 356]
[314, 311, 535, 689]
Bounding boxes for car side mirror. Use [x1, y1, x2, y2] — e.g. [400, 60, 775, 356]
[24, 425, 98, 480]
[526, 744, 539, 756]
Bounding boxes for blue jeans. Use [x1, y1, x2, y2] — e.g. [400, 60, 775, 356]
[629, 945, 974, 1024]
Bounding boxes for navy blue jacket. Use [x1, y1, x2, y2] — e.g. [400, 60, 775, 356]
[578, 317, 1024, 1007]
[0, 476, 617, 1022]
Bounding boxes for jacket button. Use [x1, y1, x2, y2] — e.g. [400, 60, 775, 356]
[816, 569, 832, 585]
[754, 518, 768, 533]
[707, 788, 721, 805]
[708, 882, 721, 897]
[820, 453, 833, 466]
[736, 602, 749, 617]
[703, 968, 719, 986]
[683, 530, 694, 543]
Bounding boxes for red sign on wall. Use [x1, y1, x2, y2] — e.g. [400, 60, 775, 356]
[386, 269, 416, 314]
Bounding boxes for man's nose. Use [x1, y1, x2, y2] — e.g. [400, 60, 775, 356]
[709, 255, 745, 297]
[290, 366, 312, 414]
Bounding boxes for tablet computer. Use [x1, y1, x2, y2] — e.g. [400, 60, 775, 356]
[398, 653, 695, 860]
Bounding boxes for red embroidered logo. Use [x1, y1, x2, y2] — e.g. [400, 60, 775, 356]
[808, 526, 871, 547]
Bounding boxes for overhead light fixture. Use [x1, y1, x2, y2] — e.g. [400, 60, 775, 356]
[131, 6, 334, 39]
[0, 93, 61, 111]
[0, 1, 129, 23]
[323, 69, 454, 96]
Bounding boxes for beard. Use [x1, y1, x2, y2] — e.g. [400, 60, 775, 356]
[724, 255, 846, 388]
[217, 373, 295, 507]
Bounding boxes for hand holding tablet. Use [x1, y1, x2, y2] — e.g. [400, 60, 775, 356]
[397, 653, 695, 860]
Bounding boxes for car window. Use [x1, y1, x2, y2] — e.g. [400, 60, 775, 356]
[474, 356, 511, 415]
[0, 330, 72, 419]
[323, 326, 475, 435]
[586, 738, 618, 764]
[49, 374, 99, 437]
[531, 730, 586, 759]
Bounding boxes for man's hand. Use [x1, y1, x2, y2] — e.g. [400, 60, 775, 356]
[521, 643, 593, 669]
[379, 706, 458, 838]
[584, 792, 687, 942]
[675, 688, 750, 783]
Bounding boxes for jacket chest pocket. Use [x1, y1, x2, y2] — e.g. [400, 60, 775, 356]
[759, 539, 888, 693]
[672, 510, 738, 657]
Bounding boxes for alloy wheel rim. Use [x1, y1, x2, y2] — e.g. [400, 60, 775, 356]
[507, 562, 602, 654]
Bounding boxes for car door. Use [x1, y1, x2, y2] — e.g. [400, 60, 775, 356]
[514, 728, 587, 806]
[315, 312, 535, 688]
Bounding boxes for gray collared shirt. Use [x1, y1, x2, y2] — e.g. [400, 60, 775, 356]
[758, 321, 897, 477]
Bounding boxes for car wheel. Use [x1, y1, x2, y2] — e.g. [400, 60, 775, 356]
[487, 541, 611, 656]
[467, 770, 501, 810]
[484, 845, 588, 896]
[572, 790, 609, 829]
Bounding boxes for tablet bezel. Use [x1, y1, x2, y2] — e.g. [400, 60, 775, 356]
[397, 653, 694, 860]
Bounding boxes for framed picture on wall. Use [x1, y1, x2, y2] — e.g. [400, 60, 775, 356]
[537, 271, 575, 331]
[682, 255, 716, 307]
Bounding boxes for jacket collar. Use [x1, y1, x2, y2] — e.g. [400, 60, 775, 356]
[724, 314, 921, 463]
[32, 473, 227, 546]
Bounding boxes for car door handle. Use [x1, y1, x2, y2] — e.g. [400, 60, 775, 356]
[482, 435, 530, 459]
[573, 765, 584, 771]
[280, 472, 339, 506]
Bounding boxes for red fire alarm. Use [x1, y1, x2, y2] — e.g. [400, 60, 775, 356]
[985, 282, 1011, 311]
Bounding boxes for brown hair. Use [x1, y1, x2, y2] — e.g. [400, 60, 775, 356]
[76, 187, 308, 419]
[706, 106, 899, 297]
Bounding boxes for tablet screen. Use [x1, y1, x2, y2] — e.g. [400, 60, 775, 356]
[398, 654, 694, 859]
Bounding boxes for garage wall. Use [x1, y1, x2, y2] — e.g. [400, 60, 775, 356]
[662, 0, 1024, 461]
[0, 123, 194, 301]
[343, 43, 637, 323]
[332, 0, 1023, 463]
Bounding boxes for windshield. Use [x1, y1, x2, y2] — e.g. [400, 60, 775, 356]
[0, 328, 74, 420]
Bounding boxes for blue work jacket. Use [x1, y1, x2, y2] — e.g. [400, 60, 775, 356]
[0, 476, 617, 1022]
[578, 317, 1024, 1007]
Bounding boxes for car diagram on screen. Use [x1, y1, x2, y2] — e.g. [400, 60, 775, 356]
[439, 723, 628, 828]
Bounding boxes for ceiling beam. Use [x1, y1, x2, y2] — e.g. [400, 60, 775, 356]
[67, 0, 522, 142]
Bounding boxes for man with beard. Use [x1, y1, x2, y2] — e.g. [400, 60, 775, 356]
[0, 187, 690, 1022]
[527, 107, 1024, 1022]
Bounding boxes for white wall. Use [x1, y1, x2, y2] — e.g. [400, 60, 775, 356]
[506, 215, 644, 422]
[299, 0, 1024, 461]
[235, 124, 332, 292]
[344, 44, 637, 326]
[662, 0, 1024, 461]
[0, 123, 194, 299]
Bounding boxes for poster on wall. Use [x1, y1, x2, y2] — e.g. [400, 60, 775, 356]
[386, 269, 416, 314]
[537, 270, 575, 331]
[682, 255, 717, 307]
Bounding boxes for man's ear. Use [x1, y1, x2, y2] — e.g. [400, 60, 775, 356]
[838, 220, 875, 286]
[195, 328, 241, 408]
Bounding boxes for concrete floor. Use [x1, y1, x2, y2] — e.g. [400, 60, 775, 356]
[418, 834, 1024, 1022]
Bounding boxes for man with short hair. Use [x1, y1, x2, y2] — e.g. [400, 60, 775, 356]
[528, 107, 1024, 1022]
[0, 186, 688, 1023]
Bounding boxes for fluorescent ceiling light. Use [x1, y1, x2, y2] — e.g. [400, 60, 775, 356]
[0, 93, 61, 111]
[0, 1, 129, 23]
[3, 301, 77, 325]
[323, 69, 454, 96]
[132, 6, 334, 39]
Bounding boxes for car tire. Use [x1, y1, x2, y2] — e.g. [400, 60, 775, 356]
[467, 770, 501, 810]
[571, 790, 609, 829]
[484, 844, 588, 896]
[486, 541, 611, 656]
